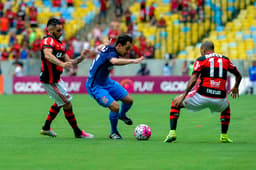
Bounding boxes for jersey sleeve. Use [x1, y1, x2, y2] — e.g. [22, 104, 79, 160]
[42, 37, 55, 49]
[227, 59, 237, 71]
[106, 51, 119, 61]
[227, 59, 239, 76]
[192, 59, 203, 75]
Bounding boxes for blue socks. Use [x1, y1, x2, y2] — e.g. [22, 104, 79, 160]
[109, 111, 119, 133]
[109, 102, 132, 133]
[119, 102, 132, 118]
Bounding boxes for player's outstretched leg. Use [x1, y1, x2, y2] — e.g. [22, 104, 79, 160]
[164, 101, 181, 143]
[63, 102, 94, 139]
[119, 95, 133, 125]
[220, 106, 232, 143]
[40, 102, 61, 137]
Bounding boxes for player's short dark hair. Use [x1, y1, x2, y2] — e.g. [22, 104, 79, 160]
[115, 34, 133, 46]
[201, 41, 214, 51]
[47, 18, 61, 27]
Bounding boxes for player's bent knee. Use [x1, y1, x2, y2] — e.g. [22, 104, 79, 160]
[122, 95, 133, 105]
[63, 102, 72, 110]
[109, 101, 120, 113]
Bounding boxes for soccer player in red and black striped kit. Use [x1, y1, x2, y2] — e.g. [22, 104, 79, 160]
[40, 18, 94, 139]
[164, 41, 242, 143]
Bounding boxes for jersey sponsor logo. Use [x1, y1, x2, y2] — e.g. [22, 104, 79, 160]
[56, 52, 63, 58]
[206, 88, 221, 95]
[210, 80, 221, 88]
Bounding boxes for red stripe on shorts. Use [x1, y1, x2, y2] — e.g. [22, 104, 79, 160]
[51, 84, 69, 104]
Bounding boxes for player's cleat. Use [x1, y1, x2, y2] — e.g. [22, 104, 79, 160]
[220, 134, 233, 143]
[75, 130, 94, 139]
[40, 128, 57, 137]
[119, 116, 133, 125]
[164, 130, 176, 143]
[109, 132, 122, 140]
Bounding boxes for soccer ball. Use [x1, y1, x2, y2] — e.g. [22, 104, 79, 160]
[134, 124, 151, 140]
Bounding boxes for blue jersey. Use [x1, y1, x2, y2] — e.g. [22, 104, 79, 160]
[249, 66, 256, 81]
[87, 46, 119, 87]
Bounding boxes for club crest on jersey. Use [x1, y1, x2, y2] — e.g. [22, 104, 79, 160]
[101, 96, 108, 104]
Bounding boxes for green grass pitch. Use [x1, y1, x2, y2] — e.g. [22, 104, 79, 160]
[0, 94, 255, 170]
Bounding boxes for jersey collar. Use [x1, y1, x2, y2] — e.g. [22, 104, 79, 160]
[45, 33, 62, 42]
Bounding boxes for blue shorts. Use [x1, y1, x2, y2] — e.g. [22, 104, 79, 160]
[86, 80, 128, 107]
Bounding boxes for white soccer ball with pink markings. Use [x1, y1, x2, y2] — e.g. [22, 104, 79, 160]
[134, 124, 151, 140]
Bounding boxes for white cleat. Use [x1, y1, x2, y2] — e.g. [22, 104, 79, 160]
[40, 128, 57, 137]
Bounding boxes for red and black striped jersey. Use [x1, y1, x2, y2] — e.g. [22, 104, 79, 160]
[40, 34, 66, 83]
[192, 52, 238, 98]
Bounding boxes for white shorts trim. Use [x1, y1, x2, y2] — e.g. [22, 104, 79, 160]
[183, 92, 229, 113]
[41, 80, 72, 107]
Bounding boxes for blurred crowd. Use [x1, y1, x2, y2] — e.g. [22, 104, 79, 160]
[0, 0, 74, 61]
[0, 0, 39, 61]
[0, 0, 207, 62]
[0, 0, 207, 76]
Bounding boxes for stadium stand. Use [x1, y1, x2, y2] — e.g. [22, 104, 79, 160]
[0, 0, 255, 62]
[119, 0, 255, 59]
[178, 3, 256, 60]
[0, 0, 99, 60]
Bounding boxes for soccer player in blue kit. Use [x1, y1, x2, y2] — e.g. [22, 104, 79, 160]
[86, 35, 144, 139]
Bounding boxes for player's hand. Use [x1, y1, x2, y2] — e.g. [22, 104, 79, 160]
[105, 38, 112, 46]
[81, 49, 91, 59]
[229, 87, 239, 99]
[133, 56, 145, 64]
[173, 94, 185, 107]
[96, 39, 112, 52]
[62, 61, 73, 69]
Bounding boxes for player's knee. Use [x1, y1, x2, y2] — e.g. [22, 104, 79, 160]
[109, 102, 120, 113]
[123, 95, 133, 105]
[112, 106, 120, 113]
[63, 102, 72, 110]
[222, 106, 231, 114]
[171, 101, 178, 108]
[126, 98, 133, 105]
